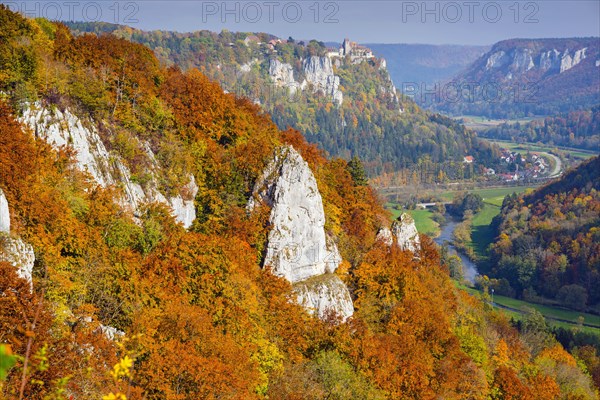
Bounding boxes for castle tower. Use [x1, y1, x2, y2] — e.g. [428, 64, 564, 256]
[342, 38, 352, 56]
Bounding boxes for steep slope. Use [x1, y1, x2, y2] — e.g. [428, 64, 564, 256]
[489, 156, 600, 309]
[64, 22, 490, 181]
[20, 103, 198, 227]
[431, 37, 600, 117]
[0, 8, 597, 399]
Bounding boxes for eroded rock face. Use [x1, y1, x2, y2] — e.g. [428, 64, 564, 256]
[392, 213, 420, 252]
[540, 49, 561, 71]
[303, 56, 343, 106]
[269, 59, 298, 93]
[295, 274, 354, 320]
[561, 48, 587, 73]
[268, 57, 343, 105]
[377, 213, 420, 253]
[20, 104, 197, 228]
[249, 146, 353, 319]
[0, 188, 9, 234]
[249, 146, 341, 283]
[375, 227, 393, 247]
[486, 51, 508, 69]
[0, 188, 34, 286]
[0, 236, 35, 286]
[512, 48, 534, 72]
[486, 47, 588, 75]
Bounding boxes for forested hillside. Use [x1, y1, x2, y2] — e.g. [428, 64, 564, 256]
[490, 157, 600, 311]
[431, 37, 600, 118]
[0, 8, 598, 399]
[480, 107, 600, 151]
[65, 22, 496, 180]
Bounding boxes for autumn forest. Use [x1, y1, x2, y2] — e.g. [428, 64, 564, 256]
[0, 6, 599, 399]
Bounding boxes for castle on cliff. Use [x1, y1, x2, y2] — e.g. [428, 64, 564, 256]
[328, 38, 374, 63]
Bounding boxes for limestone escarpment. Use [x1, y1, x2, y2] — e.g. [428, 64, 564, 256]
[20, 104, 198, 228]
[268, 59, 298, 94]
[302, 56, 343, 106]
[484, 46, 588, 76]
[249, 146, 353, 320]
[267, 56, 343, 106]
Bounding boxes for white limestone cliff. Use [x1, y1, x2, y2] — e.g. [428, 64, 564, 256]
[560, 48, 587, 73]
[267, 57, 343, 105]
[248, 146, 353, 320]
[302, 56, 343, 106]
[486, 47, 588, 75]
[0, 188, 9, 234]
[511, 48, 534, 72]
[268, 59, 299, 94]
[377, 213, 420, 253]
[375, 227, 393, 247]
[486, 51, 507, 70]
[393, 213, 420, 252]
[540, 49, 561, 71]
[248, 146, 341, 283]
[20, 104, 197, 228]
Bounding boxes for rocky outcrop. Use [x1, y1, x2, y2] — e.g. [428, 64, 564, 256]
[375, 227, 393, 247]
[267, 56, 343, 105]
[295, 274, 354, 320]
[512, 48, 534, 72]
[240, 58, 258, 73]
[302, 56, 343, 106]
[393, 213, 420, 252]
[248, 146, 341, 283]
[0, 236, 35, 286]
[485, 46, 589, 75]
[0, 187, 34, 286]
[540, 49, 561, 71]
[560, 48, 587, 73]
[376, 213, 420, 253]
[20, 104, 198, 228]
[248, 146, 353, 320]
[485, 51, 507, 69]
[0, 188, 9, 234]
[268, 59, 298, 94]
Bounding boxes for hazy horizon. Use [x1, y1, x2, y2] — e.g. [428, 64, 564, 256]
[2, 1, 599, 46]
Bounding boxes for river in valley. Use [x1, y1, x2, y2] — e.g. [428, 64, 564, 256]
[434, 216, 479, 284]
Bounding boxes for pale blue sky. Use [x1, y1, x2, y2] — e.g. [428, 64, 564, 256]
[4, 1, 600, 45]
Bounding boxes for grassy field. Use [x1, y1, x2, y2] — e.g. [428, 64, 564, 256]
[463, 186, 531, 262]
[469, 203, 500, 261]
[438, 186, 530, 204]
[455, 116, 543, 130]
[460, 286, 600, 334]
[385, 205, 440, 236]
